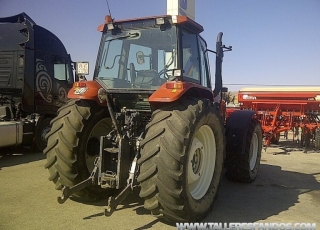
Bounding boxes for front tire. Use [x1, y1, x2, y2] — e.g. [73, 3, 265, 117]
[137, 97, 224, 222]
[225, 120, 262, 182]
[44, 99, 113, 200]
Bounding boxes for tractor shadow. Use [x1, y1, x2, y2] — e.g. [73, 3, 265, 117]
[81, 187, 174, 228]
[81, 187, 149, 218]
[0, 147, 44, 170]
[81, 163, 320, 228]
[204, 164, 320, 223]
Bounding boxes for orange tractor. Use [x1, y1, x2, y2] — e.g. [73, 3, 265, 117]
[44, 14, 262, 222]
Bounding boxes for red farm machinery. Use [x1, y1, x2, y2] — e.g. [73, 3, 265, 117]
[236, 87, 320, 152]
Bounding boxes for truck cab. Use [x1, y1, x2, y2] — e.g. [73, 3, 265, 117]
[0, 12, 74, 150]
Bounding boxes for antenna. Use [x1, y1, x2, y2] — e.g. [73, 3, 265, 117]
[105, 0, 114, 21]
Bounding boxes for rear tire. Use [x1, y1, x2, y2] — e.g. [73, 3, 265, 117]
[44, 99, 113, 200]
[225, 120, 262, 182]
[137, 97, 224, 222]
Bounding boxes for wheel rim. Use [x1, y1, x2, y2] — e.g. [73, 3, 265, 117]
[41, 125, 51, 143]
[249, 133, 259, 170]
[85, 118, 112, 172]
[188, 125, 216, 200]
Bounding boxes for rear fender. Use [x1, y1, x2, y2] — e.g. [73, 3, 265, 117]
[67, 80, 105, 105]
[225, 110, 257, 155]
[149, 81, 213, 102]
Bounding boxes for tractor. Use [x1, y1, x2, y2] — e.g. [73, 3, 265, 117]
[44, 14, 262, 222]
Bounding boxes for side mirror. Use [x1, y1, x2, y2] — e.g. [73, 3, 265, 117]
[136, 51, 145, 64]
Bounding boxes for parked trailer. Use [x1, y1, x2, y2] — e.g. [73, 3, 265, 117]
[237, 87, 320, 151]
[0, 12, 76, 151]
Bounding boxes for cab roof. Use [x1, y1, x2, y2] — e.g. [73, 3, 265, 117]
[98, 15, 204, 34]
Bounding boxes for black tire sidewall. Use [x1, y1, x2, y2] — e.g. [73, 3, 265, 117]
[75, 107, 108, 181]
[248, 122, 262, 180]
[183, 104, 224, 216]
[35, 117, 52, 152]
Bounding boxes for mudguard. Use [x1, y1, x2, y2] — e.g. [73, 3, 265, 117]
[67, 80, 103, 104]
[225, 110, 256, 155]
[149, 81, 213, 103]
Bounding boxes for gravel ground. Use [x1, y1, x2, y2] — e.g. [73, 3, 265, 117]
[0, 136, 319, 230]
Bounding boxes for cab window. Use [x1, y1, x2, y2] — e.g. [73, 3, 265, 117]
[54, 63, 72, 83]
[181, 30, 200, 83]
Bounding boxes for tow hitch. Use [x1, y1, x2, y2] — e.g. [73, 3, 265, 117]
[57, 136, 140, 217]
[57, 157, 100, 204]
[105, 154, 138, 216]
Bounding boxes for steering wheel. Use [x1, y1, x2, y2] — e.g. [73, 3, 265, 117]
[135, 70, 162, 87]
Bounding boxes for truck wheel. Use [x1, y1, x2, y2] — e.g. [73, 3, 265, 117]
[35, 117, 52, 152]
[138, 97, 224, 222]
[44, 99, 113, 200]
[225, 120, 262, 182]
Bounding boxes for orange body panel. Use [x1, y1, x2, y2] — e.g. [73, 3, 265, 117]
[67, 80, 102, 103]
[149, 81, 213, 102]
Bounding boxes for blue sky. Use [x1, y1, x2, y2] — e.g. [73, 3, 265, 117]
[1, 0, 319, 91]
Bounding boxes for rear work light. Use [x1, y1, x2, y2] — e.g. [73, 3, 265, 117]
[173, 69, 182, 78]
[165, 69, 184, 89]
[156, 17, 165, 25]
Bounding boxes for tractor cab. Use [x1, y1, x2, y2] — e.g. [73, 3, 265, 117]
[94, 15, 212, 92]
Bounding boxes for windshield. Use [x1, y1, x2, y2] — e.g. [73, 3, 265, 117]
[95, 26, 177, 90]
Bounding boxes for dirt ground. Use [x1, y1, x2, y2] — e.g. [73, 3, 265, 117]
[0, 136, 319, 230]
